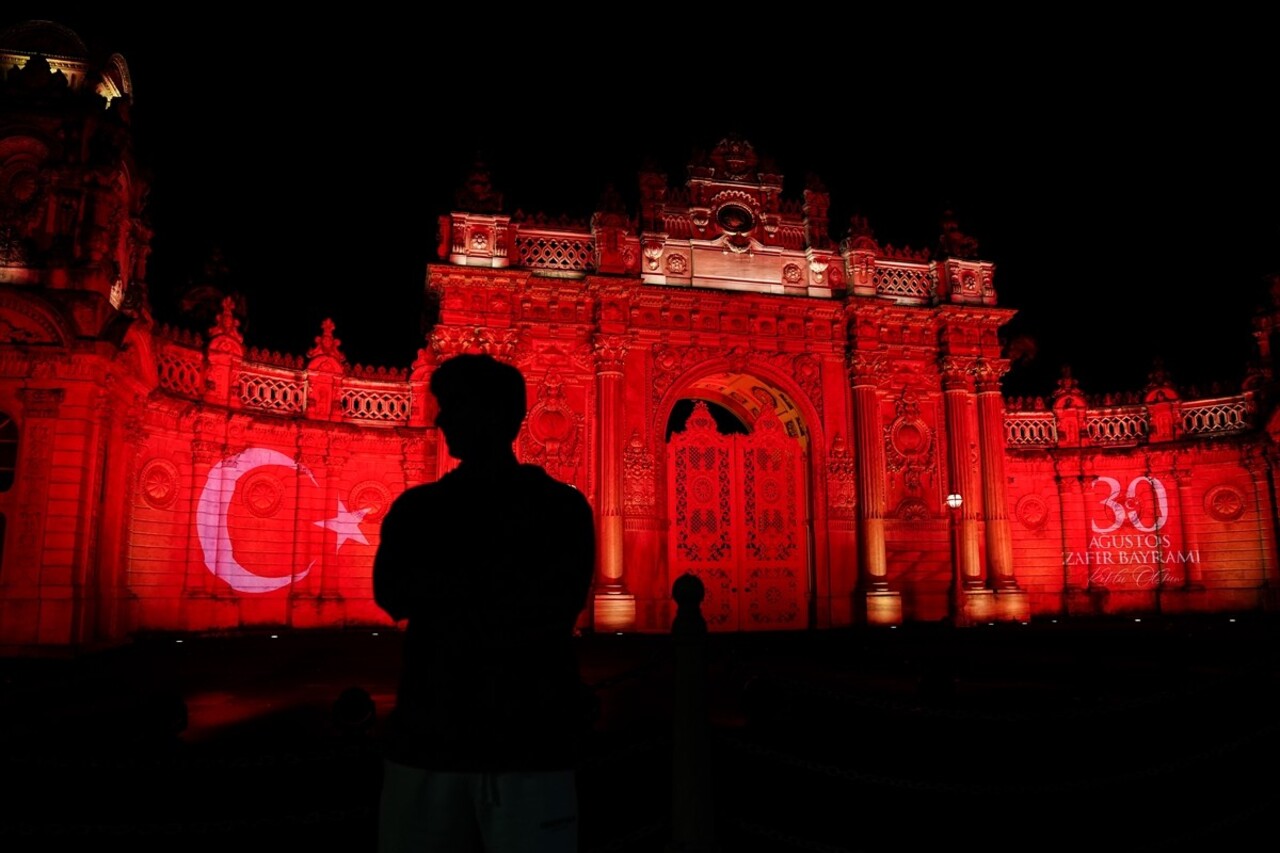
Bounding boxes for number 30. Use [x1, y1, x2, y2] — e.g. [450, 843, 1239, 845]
[1091, 476, 1169, 533]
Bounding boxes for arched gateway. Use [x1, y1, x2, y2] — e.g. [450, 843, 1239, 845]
[664, 376, 814, 631]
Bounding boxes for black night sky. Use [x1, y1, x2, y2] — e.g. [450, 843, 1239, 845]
[8, 9, 1279, 399]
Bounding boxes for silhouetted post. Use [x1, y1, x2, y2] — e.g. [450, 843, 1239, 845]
[669, 572, 718, 852]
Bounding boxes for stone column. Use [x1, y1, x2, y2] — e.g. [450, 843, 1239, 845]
[941, 358, 990, 624]
[592, 334, 635, 631]
[1247, 447, 1280, 601]
[1170, 458, 1203, 589]
[849, 353, 900, 625]
[975, 359, 1029, 621]
[941, 359, 982, 586]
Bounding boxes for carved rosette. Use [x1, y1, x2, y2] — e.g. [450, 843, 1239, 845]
[622, 430, 656, 514]
[349, 480, 393, 521]
[782, 263, 803, 285]
[1204, 484, 1246, 522]
[137, 458, 180, 510]
[519, 370, 581, 483]
[884, 390, 935, 493]
[1015, 494, 1049, 530]
[895, 498, 930, 521]
[826, 433, 857, 519]
[241, 470, 285, 517]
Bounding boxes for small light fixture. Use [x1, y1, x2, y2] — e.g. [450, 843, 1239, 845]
[945, 493, 963, 510]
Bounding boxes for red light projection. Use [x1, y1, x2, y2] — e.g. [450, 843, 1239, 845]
[2, 31, 1277, 648]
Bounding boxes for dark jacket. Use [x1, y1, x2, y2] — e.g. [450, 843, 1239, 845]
[373, 459, 595, 770]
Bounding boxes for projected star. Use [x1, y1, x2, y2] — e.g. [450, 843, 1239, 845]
[315, 501, 370, 549]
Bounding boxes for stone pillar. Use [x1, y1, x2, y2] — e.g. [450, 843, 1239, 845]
[975, 360, 1028, 621]
[941, 358, 990, 624]
[593, 335, 635, 631]
[941, 360, 981, 583]
[320, 438, 349, 600]
[849, 353, 900, 625]
[1055, 460, 1091, 615]
[1171, 459, 1203, 589]
[1247, 447, 1280, 605]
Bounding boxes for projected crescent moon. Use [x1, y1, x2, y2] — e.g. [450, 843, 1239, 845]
[195, 447, 317, 593]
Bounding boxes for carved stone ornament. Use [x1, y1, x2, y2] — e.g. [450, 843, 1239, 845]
[782, 263, 803, 284]
[808, 257, 828, 285]
[848, 353, 889, 386]
[896, 498, 930, 521]
[622, 430, 656, 513]
[826, 433, 857, 519]
[594, 335, 628, 372]
[430, 325, 521, 360]
[138, 458, 180, 509]
[241, 470, 285, 518]
[520, 370, 581, 482]
[349, 480, 393, 521]
[1015, 494, 1049, 530]
[709, 136, 758, 181]
[665, 253, 688, 274]
[884, 390, 935, 492]
[1204, 484, 1246, 522]
[18, 387, 64, 418]
[652, 344, 709, 400]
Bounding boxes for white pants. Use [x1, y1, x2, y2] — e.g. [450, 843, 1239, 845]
[378, 760, 578, 853]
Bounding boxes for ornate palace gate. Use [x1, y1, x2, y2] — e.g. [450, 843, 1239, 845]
[667, 401, 809, 631]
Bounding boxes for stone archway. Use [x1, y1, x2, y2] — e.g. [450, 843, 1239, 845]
[664, 374, 811, 631]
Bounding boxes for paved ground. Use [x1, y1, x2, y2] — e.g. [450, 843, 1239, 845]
[1, 614, 1277, 852]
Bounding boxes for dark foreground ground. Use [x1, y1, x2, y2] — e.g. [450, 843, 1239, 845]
[1, 613, 1277, 853]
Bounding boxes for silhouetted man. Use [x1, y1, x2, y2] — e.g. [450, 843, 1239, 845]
[374, 354, 595, 853]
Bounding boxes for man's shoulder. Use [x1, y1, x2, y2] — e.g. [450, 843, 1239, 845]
[387, 478, 451, 512]
[517, 464, 583, 494]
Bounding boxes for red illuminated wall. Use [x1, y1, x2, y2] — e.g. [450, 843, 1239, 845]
[2, 26, 1277, 648]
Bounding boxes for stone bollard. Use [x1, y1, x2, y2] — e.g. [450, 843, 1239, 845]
[668, 572, 718, 852]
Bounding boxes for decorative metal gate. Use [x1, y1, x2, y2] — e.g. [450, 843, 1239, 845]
[668, 401, 807, 631]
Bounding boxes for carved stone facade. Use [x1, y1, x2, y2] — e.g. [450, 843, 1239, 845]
[1, 22, 1277, 647]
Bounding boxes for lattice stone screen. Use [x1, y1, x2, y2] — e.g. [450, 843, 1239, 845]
[515, 235, 595, 272]
[236, 371, 305, 414]
[340, 386, 410, 424]
[872, 263, 935, 302]
[157, 349, 203, 398]
[1005, 413, 1058, 447]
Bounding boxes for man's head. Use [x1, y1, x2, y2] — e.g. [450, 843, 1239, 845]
[430, 354, 527, 461]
